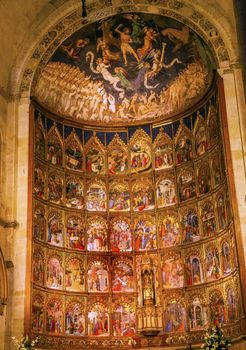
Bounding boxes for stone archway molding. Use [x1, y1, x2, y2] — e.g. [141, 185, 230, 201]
[9, 0, 238, 100]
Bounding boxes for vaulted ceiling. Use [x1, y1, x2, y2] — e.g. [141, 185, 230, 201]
[0, 0, 237, 98]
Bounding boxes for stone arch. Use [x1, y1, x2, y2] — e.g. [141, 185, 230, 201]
[8, 0, 236, 99]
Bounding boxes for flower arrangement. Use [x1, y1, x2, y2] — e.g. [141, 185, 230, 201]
[12, 334, 39, 350]
[201, 325, 231, 350]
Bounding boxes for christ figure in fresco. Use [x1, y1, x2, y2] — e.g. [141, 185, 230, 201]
[115, 25, 140, 65]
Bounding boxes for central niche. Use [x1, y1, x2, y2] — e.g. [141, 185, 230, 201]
[31, 83, 242, 348]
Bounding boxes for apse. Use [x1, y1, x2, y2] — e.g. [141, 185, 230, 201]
[30, 11, 242, 349]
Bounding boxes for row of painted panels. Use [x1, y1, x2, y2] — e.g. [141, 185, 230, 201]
[33, 231, 237, 292]
[31, 277, 240, 336]
[34, 99, 220, 175]
[34, 153, 227, 214]
[33, 180, 231, 251]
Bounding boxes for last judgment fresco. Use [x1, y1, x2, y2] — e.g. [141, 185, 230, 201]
[31, 79, 243, 348]
[35, 13, 214, 125]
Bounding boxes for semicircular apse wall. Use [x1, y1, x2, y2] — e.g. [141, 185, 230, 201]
[29, 10, 243, 350]
[30, 77, 243, 349]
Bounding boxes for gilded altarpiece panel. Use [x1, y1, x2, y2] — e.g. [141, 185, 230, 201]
[153, 129, 173, 170]
[110, 217, 132, 252]
[87, 299, 109, 336]
[112, 298, 135, 336]
[65, 215, 85, 250]
[65, 130, 83, 171]
[158, 211, 181, 248]
[30, 79, 244, 347]
[34, 116, 46, 160]
[65, 297, 86, 335]
[65, 255, 85, 292]
[87, 258, 109, 293]
[85, 136, 105, 175]
[32, 290, 45, 333]
[47, 125, 63, 167]
[130, 130, 152, 174]
[46, 295, 64, 333]
[108, 134, 128, 175]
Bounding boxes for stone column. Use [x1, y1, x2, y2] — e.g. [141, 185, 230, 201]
[3, 98, 30, 350]
[218, 67, 246, 329]
[233, 0, 246, 101]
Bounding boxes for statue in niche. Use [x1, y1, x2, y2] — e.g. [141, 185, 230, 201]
[142, 269, 155, 305]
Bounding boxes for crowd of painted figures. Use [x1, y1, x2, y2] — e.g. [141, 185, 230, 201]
[32, 95, 241, 338]
[35, 13, 212, 124]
